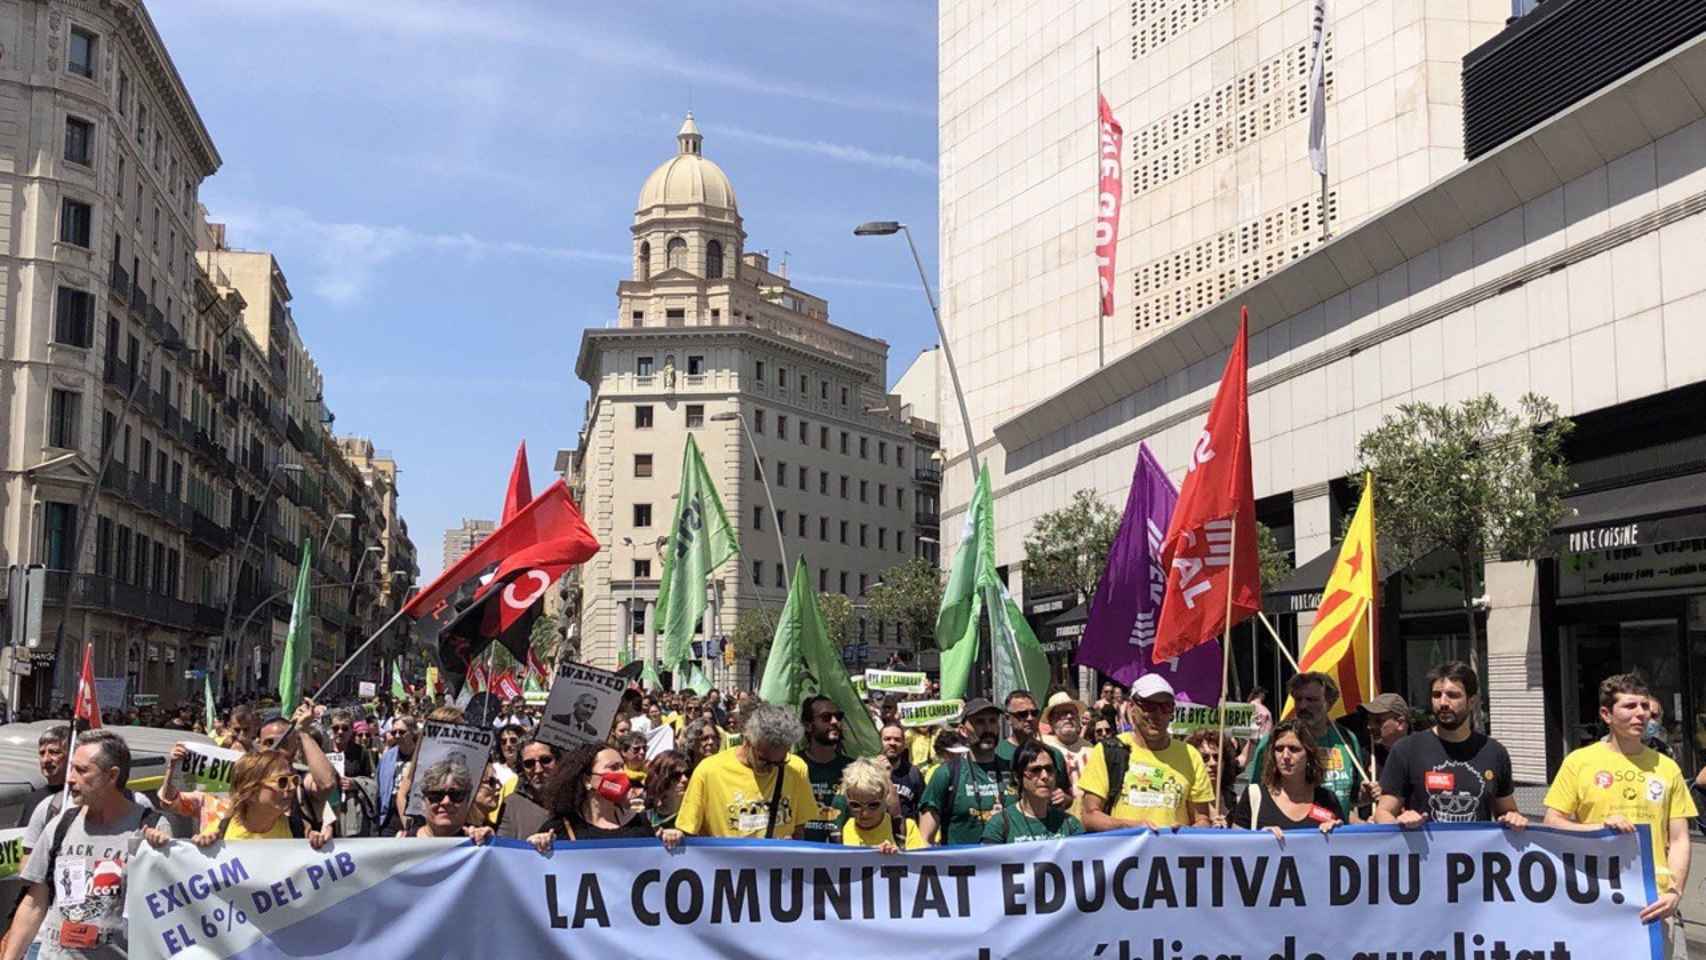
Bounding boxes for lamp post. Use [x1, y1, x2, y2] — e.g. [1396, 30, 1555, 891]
[318, 512, 354, 559]
[46, 335, 188, 704]
[217, 461, 303, 698]
[853, 221, 980, 477]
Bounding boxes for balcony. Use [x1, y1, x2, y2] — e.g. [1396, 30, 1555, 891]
[109, 264, 131, 302]
[102, 357, 133, 394]
[914, 510, 940, 528]
[129, 284, 147, 316]
[320, 602, 350, 628]
[40, 571, 221, 634]
[224, 338, 241, 361]
[222, 396, 239, 418]
[914, 465, 942, 486]
[190, 511, 233, 553]
[286, 417, 305, 449]
[146, 305, 167, 340]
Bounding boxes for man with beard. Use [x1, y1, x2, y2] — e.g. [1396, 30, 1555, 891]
[918, 699, 1007, 846]
[881, 724, 925, 820]
[1375, 661, 1525, 829]
[1078, 675, 1212, 831]
[1248, 672, 1366, 817]
[796, 696, 851, 843]
[992, 690, 1069, 803]
[376, 715, 419, 835]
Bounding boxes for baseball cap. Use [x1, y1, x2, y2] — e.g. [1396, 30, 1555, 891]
[1363, 693, 1409, 716]
[1131, 674, 1177, 702]
[961, 697, 1001, 719]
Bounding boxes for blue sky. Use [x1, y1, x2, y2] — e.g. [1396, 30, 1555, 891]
[149, 0, 940, 581]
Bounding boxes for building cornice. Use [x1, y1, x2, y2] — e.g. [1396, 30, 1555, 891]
[576, 325, 879, 385]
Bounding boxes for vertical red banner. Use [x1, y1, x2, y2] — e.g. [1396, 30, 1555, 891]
[1096, 94, 1124, 317]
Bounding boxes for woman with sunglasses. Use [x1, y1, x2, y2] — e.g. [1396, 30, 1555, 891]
[645, 749, 690, 839]
[526, 745, 659, 852]
[406, 760, 495, 843]
[499, 740, 561, 839]
[193, 750, 331, 847]
[837, 757, 923, 852]
[981, 740, 1085, 844]
[681, 719, 722, 776]
[1230, 719, 1345, 836]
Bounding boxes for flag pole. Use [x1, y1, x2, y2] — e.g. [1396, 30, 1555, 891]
[1255, 610, 1372, 786]
[311, 606, 409, 704]
[1214, 522, 1237, 823]
[1095, 44, 1105, 369]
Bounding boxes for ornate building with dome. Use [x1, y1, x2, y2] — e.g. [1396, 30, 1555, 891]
[559, 115, 941, 686]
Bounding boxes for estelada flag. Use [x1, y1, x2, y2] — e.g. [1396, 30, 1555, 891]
[415, 481, 599, 678]
[1288, 476, 1379, 719]
[72, 644, 101, 729]
[1153, 306, 1261, 663]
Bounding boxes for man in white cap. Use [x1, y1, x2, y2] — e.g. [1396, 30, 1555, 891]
[1077, 674, 1212, 831]
[1041, 691, 1092, 804]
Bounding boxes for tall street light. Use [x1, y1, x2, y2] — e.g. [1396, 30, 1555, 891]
[709, 411, 789, 579]
[217, 460, 303, 698]
[853, 221, 980, 476]
[318, 512, 355, 558]
[47, 334, 188, 700]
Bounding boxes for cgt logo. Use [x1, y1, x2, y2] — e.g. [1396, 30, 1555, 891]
[1594, 771, 1613, 789]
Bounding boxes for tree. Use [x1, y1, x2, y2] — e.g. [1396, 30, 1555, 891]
[817, 593, 853, 651]
[528, 616, 558, 661]
[865, 558, 944, 654]
[1354, 393, 1573, 667]
[731, 595, 849, 664]
[1022, 489, 1121, 602]
[1256, 521, 1294, 588]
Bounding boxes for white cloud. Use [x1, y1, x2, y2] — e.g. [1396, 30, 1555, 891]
[170, 0, 931, 116]
[212, 205, 626, 305]
[708, 123, 934, 177]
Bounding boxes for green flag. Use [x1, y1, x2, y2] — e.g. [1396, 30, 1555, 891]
[682, 662, 712, 696]
[760, 558, 881, 758]
[616, 641, 631, 669]
[654, 434, 737, 675]
[391, 662, 406, 699]
[987, 578, 1051, 708]
[640, 658, 661, 692]
[278, 538, 314, 714]
[203, 673, 216, 733]
[934, 466, 992, 699]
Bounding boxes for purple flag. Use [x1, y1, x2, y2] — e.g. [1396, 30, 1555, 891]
[1074, 443, 1224, 704]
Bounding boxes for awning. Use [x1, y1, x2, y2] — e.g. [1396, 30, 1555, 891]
[1037, 602, 1088, 655]
[1550, 472, 1706, 551]
[1045, 602, 1088, 628]
[1263, 544, 1402, 614]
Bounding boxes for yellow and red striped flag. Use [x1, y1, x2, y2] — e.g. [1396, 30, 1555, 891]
[1287, 476, 1378, 719]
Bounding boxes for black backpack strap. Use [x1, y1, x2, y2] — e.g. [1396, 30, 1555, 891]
[762, 765, 787, 839]
[44, 806, 85, 905]
[1101, 738, 1130, 810]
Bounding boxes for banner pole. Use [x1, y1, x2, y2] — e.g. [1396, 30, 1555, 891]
[1214, 522, 1238, 823]
[312, 607, 409, 704]
[1367, 609, 1378, 781]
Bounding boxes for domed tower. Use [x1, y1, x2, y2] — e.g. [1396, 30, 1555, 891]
[631, 114, 744, 299]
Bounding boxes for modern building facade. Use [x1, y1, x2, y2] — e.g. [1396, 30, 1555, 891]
[442, 517, 494, 572]
[563, 116, 940, 683]
[937, 0, 1706, 786]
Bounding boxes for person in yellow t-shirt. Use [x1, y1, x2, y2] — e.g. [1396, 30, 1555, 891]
[676, 704, 820, 840]
[1544, 673, 1696, 955]
[194, 750, 331, 846]
[1078, 674, 1212, 831]
[836, 757, 925, 852]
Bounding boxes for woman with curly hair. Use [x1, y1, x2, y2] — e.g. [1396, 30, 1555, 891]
[526, 744, 662, 850]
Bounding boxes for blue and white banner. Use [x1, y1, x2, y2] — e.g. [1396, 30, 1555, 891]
[125, 825, 1660, 959]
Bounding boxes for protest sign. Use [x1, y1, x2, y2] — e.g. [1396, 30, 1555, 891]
[126, 825, 1660, 960]
[403, 721, 494, 817]
[170, 743, 243, 794]
[864, 668, 927, 695]
[851, 674, 867, 699]
[0, 827, 23, 880]
[898, 698, 963, 728]
[325, 752, 346, 778]
[1170, 701, 1259, 737]
[535, 661, 626, 751]
[357, 681, 376, 698]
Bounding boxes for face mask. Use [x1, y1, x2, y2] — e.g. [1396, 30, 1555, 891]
[594, 770, 631, 804]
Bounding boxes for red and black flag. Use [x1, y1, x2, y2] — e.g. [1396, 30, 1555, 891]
[403, 478, 599, 684]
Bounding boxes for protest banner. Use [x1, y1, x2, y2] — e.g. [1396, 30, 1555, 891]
[864, 668, 928, 695]
[1170, 701, 1259, 737]
[170, 743, 243, 794]
[403, 720, 494, 817]
[357, 681, 376, 698]
[898, 698, 963, 728]
[851, 673, 868, 699]
[0, 827, 23, 880]
[535, 661, 626, 751]
[125, 825, 1660, 959]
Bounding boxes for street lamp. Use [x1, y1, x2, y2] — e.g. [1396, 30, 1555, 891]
[46, 334, 188, 701]
[709, 411, 789, 579]
[318, 512, 355, 559]
[853, 220, 980, 478]
[216, 461, 304, 696]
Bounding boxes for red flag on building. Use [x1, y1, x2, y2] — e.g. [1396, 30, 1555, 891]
[72, 644, 102, 729]
[1152, 307, 1261, 663]
[1096, 94, 1124, 317]
[502, 441, 533, 524]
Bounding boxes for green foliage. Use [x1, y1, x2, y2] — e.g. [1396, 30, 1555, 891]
[817, 593, 853, 651]
[1256, 521, 1294, 588]
[865, 557, 944, 653]
[1021, 489, 1121, 602]
[733, 594, 849, 665]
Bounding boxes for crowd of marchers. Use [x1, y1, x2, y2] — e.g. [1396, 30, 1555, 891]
[0, 663, 1700, 959]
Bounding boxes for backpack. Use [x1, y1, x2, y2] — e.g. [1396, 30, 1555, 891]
[1098, 736, 1132, 810]
[45, 805, 163, 905]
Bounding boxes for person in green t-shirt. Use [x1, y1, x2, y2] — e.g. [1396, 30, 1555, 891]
[1248, 672, 1367, 817]
[797, 695, 852, 843]
[919, 699, 1006, 846]
[992, 689, 1070, 805]
[983, 740, 1084, 844]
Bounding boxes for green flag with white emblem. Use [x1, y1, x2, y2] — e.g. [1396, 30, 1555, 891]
[654, 434, 737, 676]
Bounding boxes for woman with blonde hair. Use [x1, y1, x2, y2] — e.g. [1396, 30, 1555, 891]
[837, 757, 923, 852]
[193, 750, 330, 847]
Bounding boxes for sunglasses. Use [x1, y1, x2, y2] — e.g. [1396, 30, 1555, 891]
[482, 777, 502, 791]
[846, 798, 885, 811]
[1009, 710, 1039, 720]
[1135, 700, 1173, 714]
[815, 712, 844, 723]
[425, 789, 469, 805]
[330, 725, 351, 733]
[266, 773, 301, 792]
[521, 757, 556, 771]
[1022, 764, 1056, 779]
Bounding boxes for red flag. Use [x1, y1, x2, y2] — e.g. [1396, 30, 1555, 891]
[494, 670, 522, 701]
[72, 645, 102, 729]
[1153, 307, 1260, 663]
[1096, 94, 1124, 317]
[502, 441, 532, 524]
[525, 648, 550, 685]
[466, 661, 488, 694]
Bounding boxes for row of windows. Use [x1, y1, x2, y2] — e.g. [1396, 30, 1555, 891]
[751, 408, 908, 468]
[67, 23, 197, 214]
[750, 506, 909, 555]
[752, 359, 851, 407]
[92, 514, 183, 600]
[751, 561, 886, 599]
[762, 458, 910, 512]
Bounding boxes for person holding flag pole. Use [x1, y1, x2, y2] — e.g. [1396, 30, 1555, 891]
[653, 434, 737, 694]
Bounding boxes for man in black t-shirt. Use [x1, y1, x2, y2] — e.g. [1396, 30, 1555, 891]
[1374, 661, 1527, 829]
[796, 695, 851, 843]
